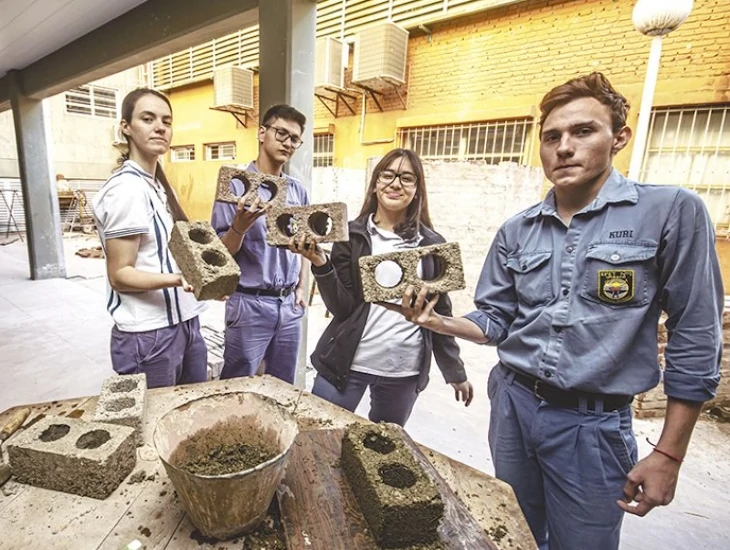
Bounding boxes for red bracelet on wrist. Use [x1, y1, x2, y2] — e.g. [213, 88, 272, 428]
[646, 438, 683, 464]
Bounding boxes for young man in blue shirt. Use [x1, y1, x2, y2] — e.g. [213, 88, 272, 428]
[390, 73, 723, 550]
[212, 104, 310, 384]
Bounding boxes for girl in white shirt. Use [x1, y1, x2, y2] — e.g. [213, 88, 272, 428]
[93, 89, 206, 388]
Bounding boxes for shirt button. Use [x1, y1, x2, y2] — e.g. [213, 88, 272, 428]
[544, 371, 553, 379]
[562, 288, 569, 296]
[610, 253, 620, 261]
[566, 246, 574, 253]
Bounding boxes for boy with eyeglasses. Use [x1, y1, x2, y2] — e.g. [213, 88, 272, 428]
[212, 104, 310, 384]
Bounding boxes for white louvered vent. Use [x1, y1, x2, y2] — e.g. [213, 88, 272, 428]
[213, 66, 254, 110]
[315, 37, 345, 90]
[352, 22, 409, 89]
[112, 122, 126, 146]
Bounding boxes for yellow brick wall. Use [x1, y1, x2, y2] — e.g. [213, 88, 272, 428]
[167, 0, 730, 221]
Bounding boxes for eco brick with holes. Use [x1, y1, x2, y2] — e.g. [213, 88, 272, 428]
[341, 422, 444, 548]
[7, 416, 136, 499]
[93, 374, 147, 446]
[168, 221, 241, 301]
[359, 242, 466, 302]
[215, 166, 289, 210]
[265, 202, 349, 246]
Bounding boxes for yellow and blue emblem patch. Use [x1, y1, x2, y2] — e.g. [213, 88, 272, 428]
[597, 270, 634, 304]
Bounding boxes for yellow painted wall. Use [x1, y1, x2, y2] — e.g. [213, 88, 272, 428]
[165, 80, 261, 221]
[166, 0, 730, 220]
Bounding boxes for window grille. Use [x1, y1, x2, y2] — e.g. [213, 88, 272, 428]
[313, 134, 335, 167]
[398, 119, 532, 164]
[640, 105, 730, 230]
[205, 142, 237, 161]
[171, 145, 196, 162]
[65, 86, 118, 118]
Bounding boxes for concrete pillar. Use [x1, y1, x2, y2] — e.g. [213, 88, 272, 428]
[7, 70, 66, 280]
[259, 0, 316, 388]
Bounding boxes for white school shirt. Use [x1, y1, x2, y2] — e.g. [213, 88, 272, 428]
[350, 215, 424, 377]
[92, 160, 205, 332]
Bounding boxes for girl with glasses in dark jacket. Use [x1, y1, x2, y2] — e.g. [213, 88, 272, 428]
[289, 148, 473, 426]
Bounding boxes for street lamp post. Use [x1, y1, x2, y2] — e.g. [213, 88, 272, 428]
[628, 0, 694, 181]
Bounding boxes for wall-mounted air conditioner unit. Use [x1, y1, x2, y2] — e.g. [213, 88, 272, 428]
[352, 22, 409, 89]
[112, 123, 126, 147]
[315, 37, 345, 90]
[213, 66, 254, 110]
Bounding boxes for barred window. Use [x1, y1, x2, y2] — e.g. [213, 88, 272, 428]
[313, 134, 334, 167]
[65, 85, 118, 118]
[171, 145, 195, 162]
[640, 105, 730, 229]
[205, 142, 237, 161]
[399, 119, 532, 164]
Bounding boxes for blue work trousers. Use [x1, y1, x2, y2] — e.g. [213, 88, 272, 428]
[488, 364, 638, 550]
[221, 292, 304, 384]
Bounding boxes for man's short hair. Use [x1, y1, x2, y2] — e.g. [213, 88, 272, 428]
[539, 72, 630, 134]
[261, 104, 306, 133]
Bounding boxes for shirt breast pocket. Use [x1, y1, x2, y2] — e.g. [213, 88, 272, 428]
[580, 242, 658, 307]
[506, 250, 554, 307]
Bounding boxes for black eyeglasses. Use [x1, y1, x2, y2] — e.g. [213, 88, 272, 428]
[264, 125, 303, 149]
[377, 170, 418, 188]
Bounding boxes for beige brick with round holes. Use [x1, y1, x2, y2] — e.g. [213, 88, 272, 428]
[169, 221, 241, 301]
[8, 416, 136, 499]
[265, 202, 349, 246]
[359, 242, 466, 302]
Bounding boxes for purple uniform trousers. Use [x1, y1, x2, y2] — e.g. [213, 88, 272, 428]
[311, 371, 420, 427]
[110, 316, 208, 389]
[220, 292, 304, 384]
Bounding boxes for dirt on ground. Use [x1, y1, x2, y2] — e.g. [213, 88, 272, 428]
[75, 246, 104, 258]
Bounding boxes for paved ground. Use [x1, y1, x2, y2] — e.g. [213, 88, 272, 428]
[1, 234, 729, 549]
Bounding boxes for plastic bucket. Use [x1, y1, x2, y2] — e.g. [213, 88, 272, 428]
[153, 392, 298, 540]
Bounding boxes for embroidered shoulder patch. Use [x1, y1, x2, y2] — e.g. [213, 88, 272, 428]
[598, 270, 634, 304]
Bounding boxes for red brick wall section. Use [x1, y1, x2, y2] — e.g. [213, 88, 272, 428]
[634, 309, 730, 418]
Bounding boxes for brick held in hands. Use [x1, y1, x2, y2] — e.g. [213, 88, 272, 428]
[341, 422, 444, 548]
[266, 202, 349, 246]
[169, 221, 240, 301]
[8, 415, 136, 499]
[93, 373, 147, 446]
[359, 242, 466, 302]
[215, 165, 289, 210]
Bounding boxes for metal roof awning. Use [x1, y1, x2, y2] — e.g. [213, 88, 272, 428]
[0, 0, 259, 112]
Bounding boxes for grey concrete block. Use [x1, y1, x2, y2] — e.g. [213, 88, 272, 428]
[8, 416, 136, 499]
[93, 374, 147, 446]
[359, 242, 466, 302]
[169, 221, 241, 301]
[341, 422, 444, 548]
[215, 166, 289, 210]
[265, 202, 349, 246]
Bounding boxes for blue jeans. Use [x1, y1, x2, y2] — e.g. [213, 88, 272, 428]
[488, 364, 638, 550]
[221, 292, 304, 384]
[110, 316, 208, 389]
[312, 371, 420, 427]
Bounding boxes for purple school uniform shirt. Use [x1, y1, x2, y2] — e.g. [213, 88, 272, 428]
[211, 161, 310, 289]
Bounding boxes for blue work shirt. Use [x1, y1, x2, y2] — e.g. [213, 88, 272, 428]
[211, 161, 310, 289]
[465, 169, 722, 401]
